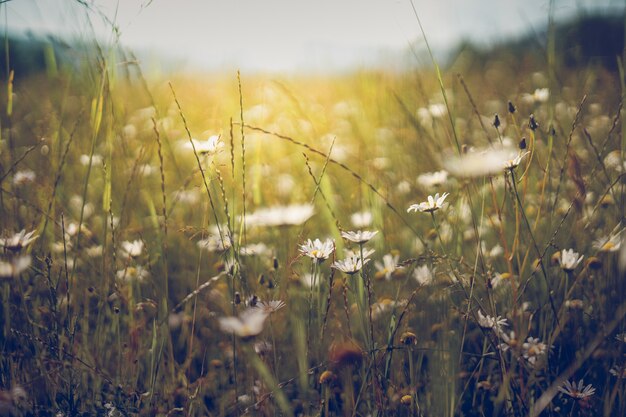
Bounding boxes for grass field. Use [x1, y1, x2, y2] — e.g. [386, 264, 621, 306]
[1, 7, 626, 417]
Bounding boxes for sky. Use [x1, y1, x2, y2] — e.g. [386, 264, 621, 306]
[2, 0, 623, 73]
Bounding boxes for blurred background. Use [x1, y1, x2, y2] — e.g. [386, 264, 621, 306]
[2, 0, 624, 74]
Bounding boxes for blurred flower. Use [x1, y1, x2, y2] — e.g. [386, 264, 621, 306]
[341, 230, 378, 244]
[79, 154, 103, 166]
[397, 180, 411, 194]
[239, 242, 272, 257]
[610, 365, 626, 378]
[444, 146, 527, 177]
[299, 238, 335, 262]
[276, 173, 295, 196]
[344, 247, 375, 259]
[593, 231, 622, 252]
[198, 234, 233, 252]
[503, 151, 529, 170]
[120, 240, 144, 258]
[558, 379, 596, 399]
[522, 337, 550, 365]
[615, 333, 626, 343]
[0, 255, 31, 279]
[477, 310, 508, 334]
[428, 103, 447, 118]
[417, 170, 448, 189]
[12, 170, 36, 186]
[0, 229, 38, 252]
[560, 249, 584, 272]
[522, 88, 550, 104]
[603, 150, 623, 171]
[350, 211, 373, 228]
[497, 331, 518, 352]
[374, 253, 401, 280]
[183, 135, 224, 155]
[256, 299, 286, 314]
[218, 308, 268, 339]
[116, 266, 150, 283]
[245, 204, 314, 227]
[413, 265, 433, 286]
[371, 298, 407, 320]
[85, 245, 103, 258]
[332, 255, 370, 275]
[407, 192, 449, 213]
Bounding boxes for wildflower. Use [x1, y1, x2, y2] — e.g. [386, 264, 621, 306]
[115, 266, 150, 283]
[413, 265, 433, 286]
[374, 253, 400, 280]
[0, 255, 31, 279]
[560, 249, 584, 272]
[400, 395, 413, 406]
[255, 299, 286, 314]
[85, 245, 103, 258]
[244, 204, 314, 227]
[332, 256, 370, 275]
[254, 340, 273, 355]
[407, 192, 449, 213]
[558, 379, 596, 400]
[120, 240, 144, 258]
[592, 231, 622, 252]
[79, 153, 103, 166]
[428, 103, 447, 118]
[609, 365, 626, 378]
[239, 242, 272, 257]
[340, 230, 378, 244]
[350, 211, 373, 228]
[371, 298, 407, 320]
[497, 331, 519, 352]
[344, 247, 376, 259]
[0, 229, 39, 252]
[299, 238, 335, 262]
[444, 146, 527, 177]
[523, 88, 550, 104]
[522, 337, 550, 365]
[503, 151, 529, 170]
[184, 135, 224, 155]
[198, 234, 233, 252]
[476, 310, 508, 334]
[218, 307, 269, 339]
[417, 170, 448, 189]
[12, 170, 36, 186]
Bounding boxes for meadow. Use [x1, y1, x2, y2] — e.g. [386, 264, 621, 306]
[0, 12, 625, 417]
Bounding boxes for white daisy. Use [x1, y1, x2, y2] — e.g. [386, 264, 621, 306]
[332, 256, 370, 275]
[558, 379, 596, 399]
[413, 265, 433, 286]
[560, 249, 584, 272]
[0, 229, 39, 252]
[340, 230, 378, 244]
[299, 238, 335, 262]
[374, 253, 401, 281]
[218, 308, 269, 339]
[407, 192, 450, 213]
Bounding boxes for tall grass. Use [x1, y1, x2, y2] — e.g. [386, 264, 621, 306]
[0, 7, 625, 417]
